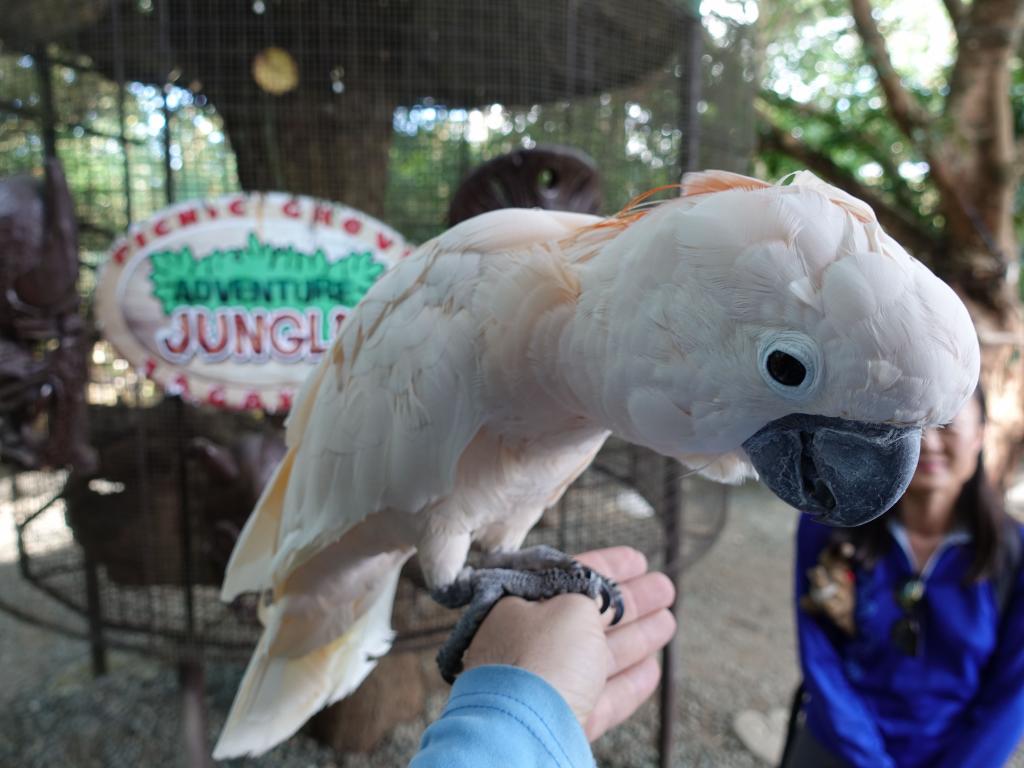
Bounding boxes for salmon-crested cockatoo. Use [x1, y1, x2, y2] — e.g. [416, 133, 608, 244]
[213, 170, 979, 758]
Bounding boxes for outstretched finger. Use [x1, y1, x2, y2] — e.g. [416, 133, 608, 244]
[584, 656, 662, 741]
[606, 607, 676, 674]
[600, 571, 675, 628]
[576, 546, 648, 583]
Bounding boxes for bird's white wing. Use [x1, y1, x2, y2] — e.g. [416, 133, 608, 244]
[228, 209, 603, 591]
[263, 244, 480, 584]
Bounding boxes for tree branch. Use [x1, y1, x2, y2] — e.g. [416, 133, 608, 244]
[942, 0, 965, 32]
[940, 0, 1024, 270]
[849, 0, 996, 262]
[756, 92, 925, 213]
[848, 0, 932, 139]
[757, 114, 940, 260]
[947, 0, 1024, 120]
[756, 90, 837, 124]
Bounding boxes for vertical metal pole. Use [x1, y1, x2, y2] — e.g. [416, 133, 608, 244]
[175, 396, 197, 656]
[659, 455, 683, 768]
[159, 8, 207, 761]
[175, 391, 196, 651]
[158, 0, 175, 205]
[83, 550, 109, 677]
[162, 98, 175, 205]
[659, 11, 703, 764]
[677, 4, 704, 179]
[36, 46, 57, 160]
[111, 0, 133, 226]
[180, 659, 212, 768]
[258, 0, 285, 189]
[174, 394, 209, 767]
[565, 0, 577, 134]
[133, 381, 157, 592]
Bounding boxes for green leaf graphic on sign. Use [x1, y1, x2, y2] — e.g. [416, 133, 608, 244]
[148, 233, 386, 317]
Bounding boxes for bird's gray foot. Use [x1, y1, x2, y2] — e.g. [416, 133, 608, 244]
[477, 544, 576, 571]
[431, 546, 624, 683]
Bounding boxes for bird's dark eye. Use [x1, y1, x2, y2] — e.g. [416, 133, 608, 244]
[766, 350, 806, 387]
[758, 333, 819, 399]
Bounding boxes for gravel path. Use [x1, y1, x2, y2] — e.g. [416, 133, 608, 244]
[4, 480, 1023, 767]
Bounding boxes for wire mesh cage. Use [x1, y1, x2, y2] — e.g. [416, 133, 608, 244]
[0, 1, 758, 765]
[5, 418, 728, 656]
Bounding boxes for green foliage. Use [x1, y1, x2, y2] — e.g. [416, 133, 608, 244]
[752, 0, 1024, 300]
[0, 52, 241, 287]
[754, 0, 953, 234]
[149, 233, 385, 315]
[381, 27, 757, 244]
[383, 79, 690, 244]
[0, 27, 755, 275]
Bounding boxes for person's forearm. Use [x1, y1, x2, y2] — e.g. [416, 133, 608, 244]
[932, 563, 1024, 768]
[410, 665, 596, 768]
[927, 669, 1024, 767]
[799, 666, 895, 767]
[929, 720, 1022, 768]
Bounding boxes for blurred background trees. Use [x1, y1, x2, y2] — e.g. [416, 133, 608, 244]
[745, 0, 1024, 481]
[0, 0, 1020, 477]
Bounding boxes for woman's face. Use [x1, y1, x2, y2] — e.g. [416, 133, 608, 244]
[907, 397, 984, 496]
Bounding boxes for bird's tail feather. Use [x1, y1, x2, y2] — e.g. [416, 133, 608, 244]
[220, 446, 296, 601]
[212, 560, 405, 759]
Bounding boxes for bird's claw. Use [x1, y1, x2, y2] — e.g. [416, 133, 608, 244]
[598, 579, 611, 613]
[600, 581, 624, 624]
[431, 547, 625, 682]
[609, 587, 625, 625]
[580, 564, 623, 625]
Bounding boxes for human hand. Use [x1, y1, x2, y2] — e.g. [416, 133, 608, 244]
[461, 546, 676, 741]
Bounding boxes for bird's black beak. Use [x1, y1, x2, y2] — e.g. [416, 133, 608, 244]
[742, 414, 921, 526]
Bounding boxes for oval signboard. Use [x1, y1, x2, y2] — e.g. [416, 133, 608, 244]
[95, 192, 410, 413]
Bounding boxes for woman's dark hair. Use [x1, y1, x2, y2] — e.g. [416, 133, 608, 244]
[842, 387, 1007, 582]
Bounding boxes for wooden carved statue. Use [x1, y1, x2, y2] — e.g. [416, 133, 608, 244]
[447, 144, 601, 226]
[0, 158, 95, 472]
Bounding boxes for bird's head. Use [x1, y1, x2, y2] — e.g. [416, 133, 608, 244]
[602, 170, 979, 526]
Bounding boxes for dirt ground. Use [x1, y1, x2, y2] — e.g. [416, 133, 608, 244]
[3, 479, 1024, 767]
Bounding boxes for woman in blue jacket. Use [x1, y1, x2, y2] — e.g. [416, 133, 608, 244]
[787, 389, 1024, 768]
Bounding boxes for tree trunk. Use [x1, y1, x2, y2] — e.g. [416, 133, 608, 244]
[215, 85, 397, 217]
[766, 0, 1024, 484]
[934, 0, 1024, 485]
[961, 296, 1024, 490]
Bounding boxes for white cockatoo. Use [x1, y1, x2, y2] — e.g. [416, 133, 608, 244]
[213, 170, 979, 758]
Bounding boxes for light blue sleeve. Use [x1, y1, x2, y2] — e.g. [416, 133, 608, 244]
[409, 664, 596, 768]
